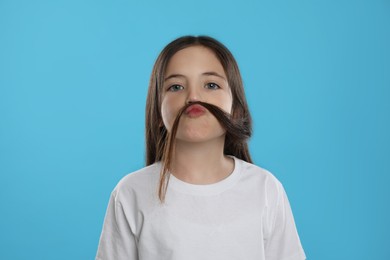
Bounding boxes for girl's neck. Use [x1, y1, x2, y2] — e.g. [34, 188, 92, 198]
[170, 137, 234, 185]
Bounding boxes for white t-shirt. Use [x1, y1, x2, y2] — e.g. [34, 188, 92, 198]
[96, 157, 306, 260]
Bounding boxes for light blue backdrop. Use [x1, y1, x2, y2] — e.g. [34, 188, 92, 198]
[1, 0, 389, 259]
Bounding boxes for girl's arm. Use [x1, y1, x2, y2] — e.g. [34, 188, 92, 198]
[264, 178, 306, 260]
[96, 192, 138, 260]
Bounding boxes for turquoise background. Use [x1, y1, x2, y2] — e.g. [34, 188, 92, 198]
[1, 0, 389, 259]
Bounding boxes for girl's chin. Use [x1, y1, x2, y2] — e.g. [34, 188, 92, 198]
[175, 131, 226, 144]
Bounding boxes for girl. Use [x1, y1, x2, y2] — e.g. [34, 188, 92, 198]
[96, 36, 306, 260]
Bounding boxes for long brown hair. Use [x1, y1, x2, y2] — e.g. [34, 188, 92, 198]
[145, 36, 253, 201]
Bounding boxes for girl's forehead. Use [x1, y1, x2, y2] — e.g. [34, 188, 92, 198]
[165, 46, 226, 77]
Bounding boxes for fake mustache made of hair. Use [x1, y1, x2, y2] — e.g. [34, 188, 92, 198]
[159, 101, 252, 200]
[169, 101, 251, 143]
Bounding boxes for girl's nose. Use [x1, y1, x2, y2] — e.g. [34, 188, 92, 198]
[186, 85, 202, 104]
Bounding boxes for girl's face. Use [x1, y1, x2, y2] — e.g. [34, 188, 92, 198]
[161, 46, 233, 143]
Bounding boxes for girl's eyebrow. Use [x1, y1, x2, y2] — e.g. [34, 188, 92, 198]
[164, 74, 185, 82]
[202, 71, 227, 82]
[164, 72, 227, 82]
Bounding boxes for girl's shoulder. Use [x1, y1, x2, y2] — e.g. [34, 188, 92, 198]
[238, 158, 282, 185]
[119, 162, 160, 183]
[236, 157, 285, 198]
[111, 162, 161, 201]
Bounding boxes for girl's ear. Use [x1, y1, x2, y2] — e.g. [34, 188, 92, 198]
[159, 120, 165, 128]
[231, 105, 241, 120]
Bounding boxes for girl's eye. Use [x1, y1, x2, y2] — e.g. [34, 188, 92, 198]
[205, 83, 220, 90]
[168, 84, 184, 92]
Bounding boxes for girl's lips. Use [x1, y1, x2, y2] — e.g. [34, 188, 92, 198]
[185, 104, 206, 118]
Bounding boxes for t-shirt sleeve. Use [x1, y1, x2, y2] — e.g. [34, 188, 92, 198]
[96, 191, 139, 260]
[263, 177, 306, 260]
